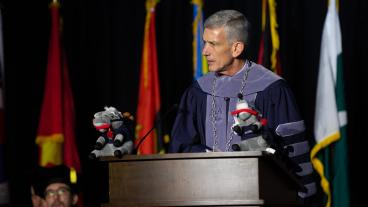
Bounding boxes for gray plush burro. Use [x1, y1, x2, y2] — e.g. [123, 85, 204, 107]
[230, 93, 273, 152]
[89, 106, 134, 159]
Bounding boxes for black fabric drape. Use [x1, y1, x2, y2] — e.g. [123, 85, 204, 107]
[1, 0, 367, 206]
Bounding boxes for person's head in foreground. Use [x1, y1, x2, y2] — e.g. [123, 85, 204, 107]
[32, 165, 79, 207]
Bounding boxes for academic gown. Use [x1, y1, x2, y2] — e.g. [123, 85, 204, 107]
[169, 61, 317, 200]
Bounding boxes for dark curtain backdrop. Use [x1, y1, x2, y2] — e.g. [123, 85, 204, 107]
[1, 0, 367, 206]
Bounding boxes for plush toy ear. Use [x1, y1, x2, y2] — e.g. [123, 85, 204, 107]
[94, 111, 104, 118]
[123, 112, 134, 121]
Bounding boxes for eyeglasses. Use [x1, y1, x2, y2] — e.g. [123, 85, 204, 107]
[44, 187, 71, 198]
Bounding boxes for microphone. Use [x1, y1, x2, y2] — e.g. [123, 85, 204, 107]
[133, 104, 178, 154]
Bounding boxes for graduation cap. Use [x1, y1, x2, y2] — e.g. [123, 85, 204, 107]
[29, 165, 80, 197]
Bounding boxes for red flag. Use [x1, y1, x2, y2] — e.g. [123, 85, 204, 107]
[135, 0, 161, 154]
[36, 2, 63, 167]
[62, 56, 81, 173]
[257, 0, 282, 75]
[35, 2, 82, 205]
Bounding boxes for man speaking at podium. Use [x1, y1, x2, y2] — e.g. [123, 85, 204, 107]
[168, 9, 318, 205]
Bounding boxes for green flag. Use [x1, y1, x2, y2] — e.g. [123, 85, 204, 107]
[311, 0, 350, 206]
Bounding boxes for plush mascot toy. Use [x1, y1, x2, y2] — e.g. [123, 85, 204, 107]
[89, 106, 134, 159]
[230, 93, 273, 152]
[231, 94, 303, 173]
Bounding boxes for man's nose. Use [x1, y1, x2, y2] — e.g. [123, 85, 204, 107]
[202, 45, 209, 56]
[55, 194, 63, 202]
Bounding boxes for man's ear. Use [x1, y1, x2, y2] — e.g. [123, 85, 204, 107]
[72, 194, 79, 205]
[232, 42, 245, 58]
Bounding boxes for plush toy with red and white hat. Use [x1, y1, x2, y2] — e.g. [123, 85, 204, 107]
[230, 93, 272, 152]
[89, 106, 134, 159]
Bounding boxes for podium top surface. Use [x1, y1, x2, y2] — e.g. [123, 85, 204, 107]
[100, 151, 264, 162]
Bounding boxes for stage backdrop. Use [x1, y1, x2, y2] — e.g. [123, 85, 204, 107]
[1, 0, 367, 206]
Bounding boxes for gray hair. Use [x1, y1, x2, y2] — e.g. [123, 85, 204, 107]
[204, 10, 250, 45]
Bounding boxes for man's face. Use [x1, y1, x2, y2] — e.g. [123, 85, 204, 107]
[44, 183, 78, 207]
[202, 27, 234, 74]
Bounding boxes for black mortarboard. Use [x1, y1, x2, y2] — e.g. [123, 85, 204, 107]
[29, 165, 79, 197]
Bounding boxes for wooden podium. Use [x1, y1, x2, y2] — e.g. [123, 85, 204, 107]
[100, 151, 302, 206]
